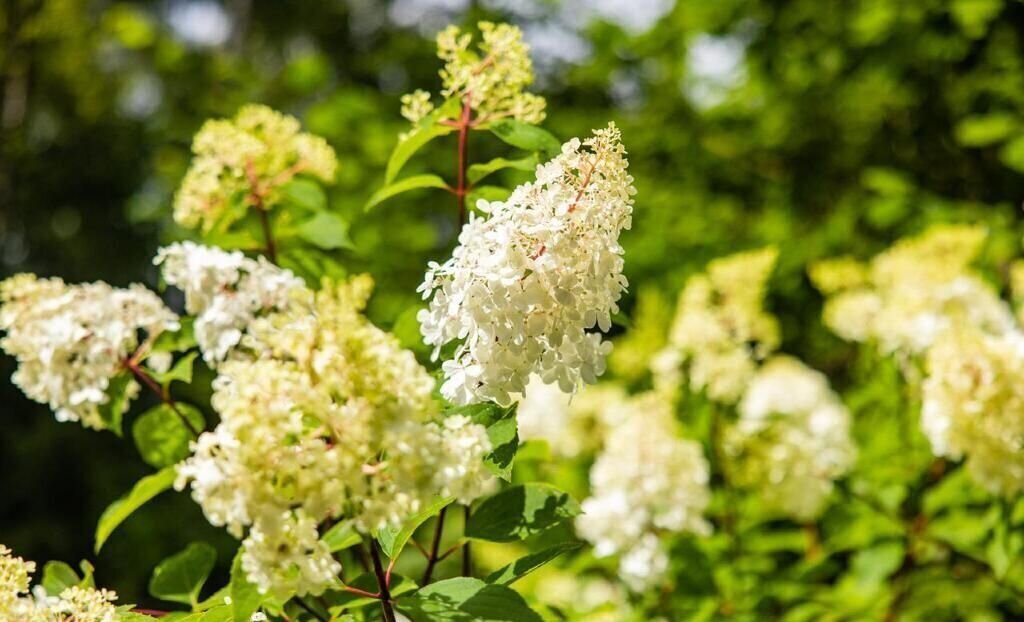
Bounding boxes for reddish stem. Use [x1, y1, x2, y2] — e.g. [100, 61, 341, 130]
[245, 159, 278, 264]
[123, 358, 201, 437]
[567, 156, 598, 214]
[342, 585, 381, 599]
[455, 97, 472, 226]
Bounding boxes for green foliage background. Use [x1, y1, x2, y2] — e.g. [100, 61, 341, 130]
[3, 0, 1024, 617]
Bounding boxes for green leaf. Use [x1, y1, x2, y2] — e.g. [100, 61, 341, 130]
[162, 605, 232, 622]
[279, 247, 348, 284]
[230, 549, 263, 622]
[132, 403, 204, 468]
[149, 352, 197, 387]
[465, 484, 580, 542]
[377, 496, 455, 558]
[365, 174, 449, 211]
[280, 178, 328, 212]
[449, 403, 518, 480]
[78, 560, 96, 588]
[41, 561, 81, 595]
[326, 574, 417, 612]
[386, 97, 460, 183]
[466, 185, 512, 209]
[484, 542, 581, 586]
[152, 318, 197, 353]
[387, 124, 455, 184]
[488, 120, 559, 156]
[98, 372, 135, 436]
[951, 0, 1004, 38]
[467, 155, 538, 184]
[322, 520, 362, 552]
[149, 542, 217, 606]
[295, 211, 354, 250]
[397, 577, 542, 622]
[95, 467, 177, 553]
[392, 305, 429, 355]
[954, 113, 1018, 147]
[118, 611, 164, 621]
[922, 467, 990, 515]
[1001, 134, 1024, 173]
[849, 541, 905, 587]
[195, 586, 229, 611]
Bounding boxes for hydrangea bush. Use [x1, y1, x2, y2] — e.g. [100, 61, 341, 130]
[4, 20, 1024, 622]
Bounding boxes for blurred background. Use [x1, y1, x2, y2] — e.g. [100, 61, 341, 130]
[3, 0, 1024, 607]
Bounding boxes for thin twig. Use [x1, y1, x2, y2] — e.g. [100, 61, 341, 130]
[370, 541, 397, 622]
[455, 97, 472, 226]
[462, 505, 472, 577]
[123, 358, 202, 437]
[421, 506, 448, 584]
[245, 159, 277, 264]
[294, 597, 328, 622]
[341, 585, 380, 599]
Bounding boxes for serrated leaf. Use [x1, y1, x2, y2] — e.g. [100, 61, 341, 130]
[149, 542, 217, 606]
[133, 403, 203, 468]
[294, 211, 354, 251]
[230, 549, 263, 622]
[98, 372, 135, 437]
[467, 155, 538, 184]
[366, 174, 449, 211]
[322, 520, 362, 552]
[148, 352, 197, 387]
[152, 318, 197, 353]
[377, 497, 454, 559]
[78, 560, 96, 588]
[484, 542, 580, 586]
[397, 577, 542, 621]
[387, 124, 456, 184]
[465, 484, 580, 542]
[281, 178, 328, 212]
[41, 561, 80, 595]
[195, 586, 229, 611]
[95, 467, 177, 553]
[488, 120, 559, 156]
[163, 605, 232, 622]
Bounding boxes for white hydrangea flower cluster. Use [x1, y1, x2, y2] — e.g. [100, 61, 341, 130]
[728, 356, 856, 521]
[174, 104, 338, 232]
[401, 22, 545, 126]
[516, 376, 627, 458]
[155, 242, 305, 365]
[922, 330, 1024, 495]
[176, 276, 495, 597]
[0, 274, 178, 430]
[810, 224, 1014, 356]
[576, 392, 711, 591]
[0, 545, 119, 622]
[419, 124, 635, 405]
[653, 247, 780, 404]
